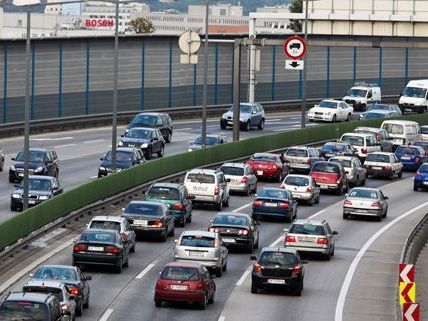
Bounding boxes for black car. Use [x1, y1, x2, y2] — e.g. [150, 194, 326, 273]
[0, 292, 65, 321]
[98, 147, 144, 178]
[319, 142, 358, 160]
[208, 212, 259, 253]
[250, 247, 308, 296]
[126, 112, 173, 143]
[118, 127, 165, 160]
[10, 175, 63, 211]
[30, 264, 91, 316]
[9, 148, 59, 183]
[122, 200, 175, 241]
[252, 187, 298, 222]
[72, 229, 130, 273]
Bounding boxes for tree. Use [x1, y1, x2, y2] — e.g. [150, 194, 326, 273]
[129, 17, 155, 34]
[287, 0, 303, 33]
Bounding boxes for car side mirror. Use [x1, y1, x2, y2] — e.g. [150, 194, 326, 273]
[301, 259, 309, 264]
[226, 178, 231, 182]
[283, 228, 289, 233]
[29, 273, 34, 277]
[84, 276, 92, 281]
[174, 239, 179, 244]
[332, 231, 338, 235]
[250, 255, 257, 260]
[384, 196, 389, 200]
[100, 158, 104, 161]
[11, 157, 15, 161]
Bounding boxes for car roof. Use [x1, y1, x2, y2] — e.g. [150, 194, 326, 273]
[82, 228, 117, 234]
[127, 200, 164, 207]
[354, 127, 383, 133]
[135, 112, 166, 117]
[27, 148, 49, 152]
[260, 247, 298, 254]
[253, 152, 277, 157]
[287, 146, 311, 150]
[164, 261, 204, 269]
[128, 126, 155, 131]
[150, 182, 182, 189]
[4, 292, 53, 303]
[368, 151, 394, 156]
[349, 187, 380, 193]
[285, 174, 311, 179]
[325, 141, 348, 146]
[187, 168, 218, 174]
[342, 132, 372, 138]
[329, 156, 356, 161]
[28, 175, 53, 180]
[293, 219, 325, 226]
[24, 280, 65, 289]
[381, 120, 419, 125]
[35, 265, 77, 271]
[181, 230, 216, 238]
[321, 99, 341, 103]
[221, 162, 247, 168]
[91, 216, 125, 223]
[420, 125, 428, 128]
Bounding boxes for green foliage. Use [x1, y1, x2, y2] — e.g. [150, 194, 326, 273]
[287, 0, 303, 32]
[129, 17, 155, 34]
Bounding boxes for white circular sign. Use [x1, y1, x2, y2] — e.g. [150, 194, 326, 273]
[284, 36, 307, 60]
[178, 31, 201, 55]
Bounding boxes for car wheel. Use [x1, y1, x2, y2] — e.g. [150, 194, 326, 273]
[83, 296, 89, 309]
[217, 199, 223, 211]
[168, 225, 175, 237]
[223, 194, 230, 207]
[186, 214, 192, 223]
[8, 176, 14, 183]
[10, 204, 17, 211]
[254, 235, 259, 249]
[222, 260, 227, 272]
[220, 121, 226, 130]
[247, 240, 254, 253]
[179, 217, 186, 227]
[335, 184, 343, 195]
[199, 294, 208, 310]
[145, 150, 152, 160]
[377, 215, 383, 222]
[161, 231, 168, 242]
[123, 257, 129, 268]
[294, 283, 302, 296]
[208, 290, 215, 304]
[245, 120, 251, 131]
[155, 300, 162, 308]
[75, 300, 83, 316]
[316, 194, 320, 204]
[157, 145, 164, 158]
[343, 212, 349, 220]
[414, 184, 419, 191]
[165, 131, 172, 143]
[258, 119, 265, 130]
[324, 253, 331, 261]
[332, 115, 337, 123]
[251, 282, 258, 294]
[331, 246, 335, 257]
[398, 169, 403, 178]
[346, 113, 351, 122]
[130, 243, 136, 253]
[115, 258, 123, 273]
[216, 266, 222, 277]
[382, 209, 387, 218]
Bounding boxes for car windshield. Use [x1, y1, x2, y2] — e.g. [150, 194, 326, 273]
[420, 127, 428, 134]
[318, 101, 337, 109]
[80, 231, 116, 243]
[341, 135, 364, 146]
[363, 112, 388, 119]
[229, 104, 252, 113]
[147, 187, 180, 200]
[251, 154, 277, 162]
[17, 178, 51, 191]
[367, 104, 390, 111]
[286, 149, 308, 157]
[89, 220, 121, 232]
[131, 114, 157, 127]
[220, 166, 244, 176]
[186, 173, 215, 184]
[124, 203, 163, 216]
[125, 128, 152, 139]
[289, 224, 325, 235]
[403, 86, 427, 98]
[396, 147, 418, 155]
[33, 267, 78, 281]
[23, 286, 64, 302]
[284, 176, 309, 186]
[213, 214, 248, 227]
[15, 150, 46, 163]
[348, 189, 379, 199]
[366, 154, 390, 163]
[0, 301, 49, 321]
[346, 88, 367, 97]
[419, 165, 428, 173]
[257, 188, 288, 199]
[322, 143, 346, 152]
[161, 267, 199, 281]
[180, 235, 215, 247]
[312, 163, 340, 173]
[193, 136, 218, 146]
[330, 159, 352, 168]
[258, 251, 298, 267]
[382, 123, 404, 135]
[104, 151, 133, 162]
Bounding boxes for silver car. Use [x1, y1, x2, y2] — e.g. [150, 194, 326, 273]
[174, 230, 228, 277]
[343, 187, 389, 221]
[284, 219, 338, 260]
[220, 103, 265, 131]
[280, 174, 320, 205]
[220, 162, 257, 195]
[329, 156, 367, 186]
[284, 146, 323, 173]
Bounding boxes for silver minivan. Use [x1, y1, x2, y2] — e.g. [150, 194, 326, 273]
[173, 230, 228, 277]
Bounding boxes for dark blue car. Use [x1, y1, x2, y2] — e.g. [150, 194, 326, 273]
[252, 187, 297, 222]
[394, 145, 427, 171]
[319, 142, 357, 160]
[414, 164, 428, 191]
[98, 147, 144, 178]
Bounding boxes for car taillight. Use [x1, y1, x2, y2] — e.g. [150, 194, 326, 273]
[279, 202, 289, 209]
[306, 187, 313, 192]
[69, 287, 79, 296]
[385, 165, 392, 171]
[415, 156, 420, 163]
[307, 159, 312, 165]
[73, 244, 87, 252]
[317, 238, 329, 245]
[371, 201, 381, 208]
[172, 203, 185, 211]
[209, 227, 219, 233]
[104, 246, 120, 254]
[362, 148, 368, 154]
[238, 229, 249, 235]
[254, 263, 262, 272]
[285, 235, 296, 243]
[152, 221, 163, 227]
[344, 199, 352, 206]
[241, 177, 248, 183]
[269, 164, 278, 170]
[253, 200, 263, 207]
[214, 185, 220, 195]
[292, 264, 302, 277]
[195, 282, 204, 290]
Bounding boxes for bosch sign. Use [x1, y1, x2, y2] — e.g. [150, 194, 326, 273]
[85, 19, 114, 27]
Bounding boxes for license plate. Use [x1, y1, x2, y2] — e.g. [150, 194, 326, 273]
[299, 237, 314, 242]
[188, 251, 205, 257]
[171, 285, 188, 291]
[372, 167, 382, 170]
[264, 202, 277, 207]
[401, 157, 410, 160]
[267, 279, 286, 284]
[326, 154, 335, 157]
[257, 171, 263, 176]
[320, 184, 328, 189]
[133, 220, 147, 226]
[222, 238, 236, 243]
[29, 200, 36, 204]
[356, 209, 367, 213]
[88, 246, 104, 252]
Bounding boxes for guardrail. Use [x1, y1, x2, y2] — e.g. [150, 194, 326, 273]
[401, 213, 428, 264]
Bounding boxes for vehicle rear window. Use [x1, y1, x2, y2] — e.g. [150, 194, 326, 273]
[329, 159, 352, 168]
[89, 221, 121, 232]
[289, 224, 325, 235]
[283, 176, 309, 186]
[161, 267, 199, 281]
[396, 147, 418, 155]
[131, 114, 157, 127]
[186, 173, 215, 184]
[124, 203, 163, 216]
[382, 123, 404, 135]
[286, 149, 308, 157]
[147, 187, 180, 200]
[366, 154, 390, 163]
[341, 135, 364, 146]
[348, 189, 379, 199]
[419, 165, 428, 173]
[80, 231, 115, 243]
[311, 163, 340, 174]
[321, 143, 346, 152]
[23, 286, 64, 302]
[220, 166, 244, 176]
[213, 215, 248, 226]
[17, 178, 51, 191]
[258, 251, 298, 266]
[251, 154, 277, 162]
[0, 301, 49, 321]
[33, 267, 77, 281]
[180, 235, 215, 247]
[105, 151, 133, 162]
[363, 112, 387, 120]
[258, 188, 289, 199]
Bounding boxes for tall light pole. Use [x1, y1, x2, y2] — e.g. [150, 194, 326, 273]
[201, 0, 209, 147]
[301, 0, 309, 128]
[111, 0, 119, 172]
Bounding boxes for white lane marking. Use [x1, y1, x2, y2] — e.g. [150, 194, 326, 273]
[334, 201, 428, 321]
[273, 128, 294, 132]
[236, 268, 252, 287]
[265, 119, 282, 123]
[232, 203, 251, 213]
[90, 175, 98, 179]
[0, 239, 74, 294]
[32, 137, 74, 141]
[218, 316, 226, 321]
[309, 209, 326, 220]
[136, 262, 156, 280]
[83, 139, 105, 144]
[99, 308, 114, 321]
[55, 144, 76, 149]
[175, 128, 192, 131]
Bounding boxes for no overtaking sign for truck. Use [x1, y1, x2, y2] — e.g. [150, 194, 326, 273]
[283, 36, 307, 60]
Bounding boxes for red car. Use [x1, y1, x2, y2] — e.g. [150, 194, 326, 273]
[154, 262, 216, 310]
[309, 161, 348, 195]
[246, 153, 288, 182]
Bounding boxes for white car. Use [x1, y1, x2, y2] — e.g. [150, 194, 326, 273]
[308, 99, 353, 123]
[340, 132, 381, 160]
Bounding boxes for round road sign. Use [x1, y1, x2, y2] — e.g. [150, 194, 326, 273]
[283, 36, 307, 60]
[178, 31, 201, 55]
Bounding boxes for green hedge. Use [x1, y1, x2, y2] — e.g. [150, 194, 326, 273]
[1, 114, 428, 251]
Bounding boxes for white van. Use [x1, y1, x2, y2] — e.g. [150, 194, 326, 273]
[342, 82, 381, 112]
[380, 120, 421, 148]
[340, 132, 380, 160]
[399, 80, 428, 114]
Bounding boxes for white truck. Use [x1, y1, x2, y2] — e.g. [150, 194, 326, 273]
[399, 79, 428, 114]
[342, 82, 381, 112]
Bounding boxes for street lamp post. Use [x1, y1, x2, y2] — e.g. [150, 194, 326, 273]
[301, 0, 309, 129]
[111, 0, 119, 172]
[201, 0, 209, 147]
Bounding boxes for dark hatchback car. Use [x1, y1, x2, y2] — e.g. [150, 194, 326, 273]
[208, 212, 259, 253]
[250, 247, 307, 296]
[98, 147, 144, 178]
[10, 175, 63, 211]
[0, 292, 65, 321]
[188, 134, 229, 152]
[118, 127, 165, 160]
[122, 200, 175, 241]
[9, 148, 59, 183]
[30, 264, 91, 316]
[145, 183, 193, 227]
[72, 229, 130, 273]
[252, 187, 298, 222]
[319, 142, 358, 160]
[126, 112, 173, 143]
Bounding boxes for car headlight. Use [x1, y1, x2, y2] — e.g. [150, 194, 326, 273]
[12, 193, 21, 199]
[188, 148, 193, 152]
[35, 167, 44, 172]
[116, 168, 122, 172]
[125, 129, 129, 133]
[10, 165, 15, 170]
[118, 141, 124, 146]
[99, 167, 106, 171]
[39, 195, 49, 200]
[325, 112, 331, 116]
[141, 143, 148, 148]
[222, 115, 227, 119]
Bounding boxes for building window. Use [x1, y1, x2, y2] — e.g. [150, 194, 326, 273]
[220, 8, 226, 16]
[17, 19, 22, 27]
